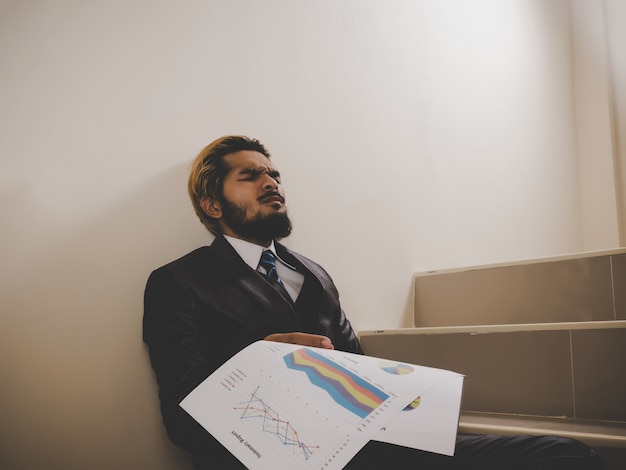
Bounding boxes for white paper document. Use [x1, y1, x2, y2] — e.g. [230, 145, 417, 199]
[180, 340, 464, 470]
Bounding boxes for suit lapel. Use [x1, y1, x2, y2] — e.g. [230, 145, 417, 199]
[276, 243, 327, 291]
[210, 235, 298, 324]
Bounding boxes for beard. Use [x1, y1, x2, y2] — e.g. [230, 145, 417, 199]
[219, 197, 293, 242]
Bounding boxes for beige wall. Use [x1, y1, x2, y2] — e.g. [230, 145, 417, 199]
[0, 1, 623, 468]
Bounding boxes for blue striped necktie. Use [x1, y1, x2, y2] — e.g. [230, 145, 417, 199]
[259, 250, 284, 286]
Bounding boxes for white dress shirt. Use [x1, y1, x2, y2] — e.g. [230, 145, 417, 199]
[223, 235, 305, 301]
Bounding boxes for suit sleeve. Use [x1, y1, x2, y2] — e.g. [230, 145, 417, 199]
[142, 267, 233, 460]
[305, 259, 363, 355]
[322, 280, 364, 355]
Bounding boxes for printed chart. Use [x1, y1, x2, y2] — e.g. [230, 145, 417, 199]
[235, 386, 320, 461]
[180, 341, 463, 470]
[284, 348, 389, 419]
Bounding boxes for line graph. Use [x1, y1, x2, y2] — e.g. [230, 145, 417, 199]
[234, 386, 320, 461]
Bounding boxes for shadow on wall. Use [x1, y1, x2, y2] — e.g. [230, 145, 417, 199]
[0, 163, 206, 469]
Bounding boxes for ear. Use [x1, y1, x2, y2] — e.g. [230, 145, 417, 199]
[200, 197, 222, 219]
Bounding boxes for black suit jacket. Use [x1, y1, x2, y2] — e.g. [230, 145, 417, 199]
[143, 235, 362, 466]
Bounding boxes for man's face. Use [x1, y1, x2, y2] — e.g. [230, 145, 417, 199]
[208, 150, 292, 245]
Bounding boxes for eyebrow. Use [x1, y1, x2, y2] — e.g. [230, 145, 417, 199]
[237, 167, 281, 178]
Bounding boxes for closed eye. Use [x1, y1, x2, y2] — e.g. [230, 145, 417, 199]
[268, 170, 281, 183]
[238, 168, 281, 183]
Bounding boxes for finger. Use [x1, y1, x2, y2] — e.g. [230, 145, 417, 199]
[287, 333, 333, 349]
[265, 333, 334, 349]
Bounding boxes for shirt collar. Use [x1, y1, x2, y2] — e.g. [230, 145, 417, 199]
[223, 235, 295, 271]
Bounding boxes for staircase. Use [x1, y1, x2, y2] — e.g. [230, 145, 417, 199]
[359, 249, 626, 469]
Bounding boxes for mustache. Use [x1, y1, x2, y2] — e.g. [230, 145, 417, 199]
[258, 191, 285, 203]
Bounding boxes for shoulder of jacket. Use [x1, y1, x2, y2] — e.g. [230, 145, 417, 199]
[154, 246, 213, 272]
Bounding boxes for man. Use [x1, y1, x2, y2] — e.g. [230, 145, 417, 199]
[144, 135, 603, 469]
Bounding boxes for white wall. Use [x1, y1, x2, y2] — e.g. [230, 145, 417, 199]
[0, 1, 622, 468]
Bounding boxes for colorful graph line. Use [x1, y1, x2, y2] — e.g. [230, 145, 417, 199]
[234, 386, 319, 460]
[284, 348, 389, 418]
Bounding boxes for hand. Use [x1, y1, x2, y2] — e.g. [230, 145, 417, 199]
[264, 332, 334, 350]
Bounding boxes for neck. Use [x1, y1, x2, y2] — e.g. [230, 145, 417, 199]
[221, 230, 271, 248]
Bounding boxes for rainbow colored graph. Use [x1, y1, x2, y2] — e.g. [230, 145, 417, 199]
[234, 386, 319, 460]
[284, 348, 389, 418]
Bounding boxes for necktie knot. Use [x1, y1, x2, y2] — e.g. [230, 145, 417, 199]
[259, 250, 282, 284]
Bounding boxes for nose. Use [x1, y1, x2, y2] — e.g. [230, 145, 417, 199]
[261, 173, 279, 190]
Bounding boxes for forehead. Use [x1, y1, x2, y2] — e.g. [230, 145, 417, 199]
[223, 150, 273, 173]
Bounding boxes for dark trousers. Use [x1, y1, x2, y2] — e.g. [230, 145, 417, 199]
[346, 433, 604, 470]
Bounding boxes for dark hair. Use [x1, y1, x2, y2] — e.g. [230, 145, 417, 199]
[188, 135, 271, 235]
